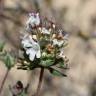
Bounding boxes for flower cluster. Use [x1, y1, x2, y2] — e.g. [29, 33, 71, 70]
[18, 12, 68, 76]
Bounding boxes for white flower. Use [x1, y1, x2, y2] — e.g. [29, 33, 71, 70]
[41, 27, 50, 34]
[26, 12, 40, 30]
[21, 34, 41, 61]
[53, 39, 64, 47]
[59, 50, 65, 58]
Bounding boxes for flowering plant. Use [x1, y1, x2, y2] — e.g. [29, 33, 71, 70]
[0, 12, 69, 96]
[18, 12, 69, 76]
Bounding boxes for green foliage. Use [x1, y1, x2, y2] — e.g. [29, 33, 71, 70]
[40, 59, 54, 67]
[57, 58, 65, 68]
[4, 53, 15, 69]
[0, 42, 5, 52]
[49, 67, 67, 77]
[0, 42, 15, 70]
[40, 54, 55, 67]
[18, 51, 68, 77]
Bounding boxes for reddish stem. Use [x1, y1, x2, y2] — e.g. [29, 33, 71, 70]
[35, 68, 44, 96]
[0, 69, 9, 95]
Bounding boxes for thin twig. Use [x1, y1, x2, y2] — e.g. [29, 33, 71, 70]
[0, 69, 9, 95]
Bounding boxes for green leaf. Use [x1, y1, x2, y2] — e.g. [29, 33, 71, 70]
[59, 60, 65, 67]
[56, 58, 69, 69]
[40, 59, 54, 67]
[4, 53, 15, 69]
[49, 67, 67, 77]
[39, 53, 55, 67]
[0, 51, 7, 61]
[0, 42, 5, 52]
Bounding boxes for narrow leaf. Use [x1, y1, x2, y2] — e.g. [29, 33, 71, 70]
[49, 67, 67, 77]
[0, 42, 5, 52]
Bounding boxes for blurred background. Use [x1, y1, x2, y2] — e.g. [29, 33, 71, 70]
[0, 0, 96, 96]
